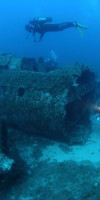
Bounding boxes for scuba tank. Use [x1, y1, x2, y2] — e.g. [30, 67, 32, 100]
[35, 17, 52, 23]
[30, 17, 52, 26]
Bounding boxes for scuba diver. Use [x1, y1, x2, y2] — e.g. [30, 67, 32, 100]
[25, 17, 88, 42]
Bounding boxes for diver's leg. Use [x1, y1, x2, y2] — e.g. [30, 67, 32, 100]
[57, 22, 75, 30]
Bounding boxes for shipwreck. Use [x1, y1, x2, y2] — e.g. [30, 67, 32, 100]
[0, 54, 97, 145]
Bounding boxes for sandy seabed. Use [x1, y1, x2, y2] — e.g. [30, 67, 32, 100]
[1, 115, 100, 200]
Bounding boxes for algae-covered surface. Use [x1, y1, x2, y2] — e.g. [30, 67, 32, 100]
[0, 115, 100, 200]
[0, 57, 100, 199]
[0, 65, 96, 144]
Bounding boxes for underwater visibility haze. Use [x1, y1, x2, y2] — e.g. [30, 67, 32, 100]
[0, 0, 100, 67]
[0, 1, 100, 200]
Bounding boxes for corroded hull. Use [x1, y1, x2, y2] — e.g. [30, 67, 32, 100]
[0, 65, 96, 143]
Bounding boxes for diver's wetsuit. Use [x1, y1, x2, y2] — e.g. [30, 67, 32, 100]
[25, 18, 88, 42]
[34, 22, 75, 40]
[37, 22, 74, 32]
[25, 19, 75, 41]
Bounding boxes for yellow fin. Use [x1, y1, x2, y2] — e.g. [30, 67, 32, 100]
[76, 27, 83, 38]
[77, 23, 88, 29]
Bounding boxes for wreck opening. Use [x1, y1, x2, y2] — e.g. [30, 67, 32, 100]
[64, 91, 95, 144]
[18, 87, 25, 97]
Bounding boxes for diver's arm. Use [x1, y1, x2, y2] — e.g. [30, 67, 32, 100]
[39, 33, 44, 42]
[32, 27, 43, 42]
[32, 29, 38, 42]
[32, 28, 44, 42]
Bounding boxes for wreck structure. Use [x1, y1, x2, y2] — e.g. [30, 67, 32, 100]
[0, 54, 97, 146]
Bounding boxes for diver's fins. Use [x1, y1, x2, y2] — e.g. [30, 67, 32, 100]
[76, 26, 83, 38]
[76, 23, 88, 37]
[77, 23, 88, 29]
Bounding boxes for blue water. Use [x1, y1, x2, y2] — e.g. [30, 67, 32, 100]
[0, 0, 100, 68]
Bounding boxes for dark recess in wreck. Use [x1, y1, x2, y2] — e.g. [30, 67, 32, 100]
[0, 53, 98, 145]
